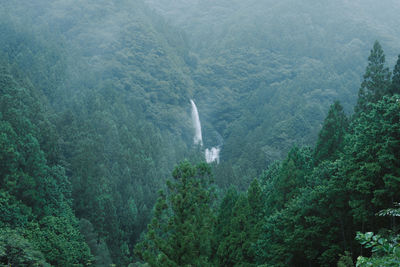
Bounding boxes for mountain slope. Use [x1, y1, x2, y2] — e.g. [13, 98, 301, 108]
[146, 0, 400, 187]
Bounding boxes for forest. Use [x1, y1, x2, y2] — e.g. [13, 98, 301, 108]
[0, 0, 399, 266]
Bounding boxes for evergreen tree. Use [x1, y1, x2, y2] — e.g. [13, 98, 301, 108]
[214, 179, 264, 266]
[391, 55, 400, 95]
[79, 219, 112, 267]
[216, 194, 251, 266]
[135, 161, 216, 266]
[355, 41, 391, 113]
[0, 228, 49, 266]
[271, 147, 313, 210]
[314, 101, 348, 165]
[213, 187, 239, 262]
[0, 63, 92, 266]
[346, 95, 400, 231]
[246, 179, 265, 259]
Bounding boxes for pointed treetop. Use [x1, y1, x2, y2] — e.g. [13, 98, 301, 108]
[391, 54, 400, 95]
[314, 101, 348, 165]
[355, 40, 391, 113]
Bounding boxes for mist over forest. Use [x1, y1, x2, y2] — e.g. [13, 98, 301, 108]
[1, 0, 400, 266]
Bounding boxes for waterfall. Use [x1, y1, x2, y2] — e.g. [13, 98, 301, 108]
[190, 99, 203, 146]
[190, 99, 221, 164]
[205, 147, 220, 164]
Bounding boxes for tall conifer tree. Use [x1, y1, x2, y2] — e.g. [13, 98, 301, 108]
[135, 161, 215, 266]
[391, 55, 400, 95]
[355, 41, 391, 113]
[314, 101, 348, 165]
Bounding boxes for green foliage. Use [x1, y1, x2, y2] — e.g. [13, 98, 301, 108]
[391, 55, 400, 95]
[256, 44, 400, 266]
[26, 217, 92, 266]
[337, 251, 354, 267]
[256, 96, 400, 266]
[215, 180, 264, 266]
[147, 0, 400, 189]
[258, 167, 350, 266]
[213, 187, 239, 253]
[266, 146, 313, 211]
[0, 191, 29, 228]
[356, 232, 400, 266]
[314, 101, 348, 165]
[1, 0, 400, 264]
[79, 219, 113, 267]
[355, 204, 400, 266]
[0, 62, 91, 265]
[356, 41, 392, 113]
[377, 203, 400, 217]
[1, 1, 204, 263]
[345, 95, 400, 227]
[135, 161, 216, 266]
[0, 228, 49, 267]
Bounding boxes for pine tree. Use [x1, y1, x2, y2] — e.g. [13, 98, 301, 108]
[391, 55, 400, 95]
[0, 67, 92, 266]
[346, 96, 400, 231]
[245, 179, 265, 263]
[314, 101, 348, 165]
[213, 187, 239, 262]
[134, 161, 215, 266]
[272, 147, 313, 209]
[355, 41, 391, 114]
[215, 180, 264, 266]
[216, 194, 250, 266]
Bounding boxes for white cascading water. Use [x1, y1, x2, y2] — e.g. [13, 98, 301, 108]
[190, 99, 203, 146]
[190, 99, 220, 164]
[205, 147, 220, 164]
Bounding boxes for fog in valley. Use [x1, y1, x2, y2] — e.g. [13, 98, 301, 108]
[1, 1, 400, 266]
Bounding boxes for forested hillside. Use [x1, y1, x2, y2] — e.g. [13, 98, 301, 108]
[147, 0, 400, 187]
[0, 0, 399, 266]
[135, 43, 400, 266]
[1, 0, 202, 264]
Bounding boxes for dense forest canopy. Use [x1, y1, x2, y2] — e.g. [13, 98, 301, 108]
[0, 0, 399, 266]
[146, 0, 400, 187]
